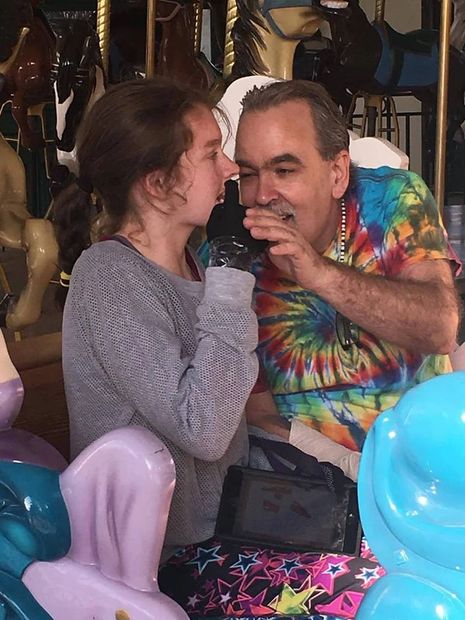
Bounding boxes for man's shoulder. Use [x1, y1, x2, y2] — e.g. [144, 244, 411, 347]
[354, 165, 422, 189]
[353, 166, 431, 221]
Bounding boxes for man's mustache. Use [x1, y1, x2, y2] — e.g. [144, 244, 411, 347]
[262, 201, 297, 221]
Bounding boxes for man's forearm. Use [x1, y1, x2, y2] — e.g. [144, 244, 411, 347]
[313, 259, 459, 354]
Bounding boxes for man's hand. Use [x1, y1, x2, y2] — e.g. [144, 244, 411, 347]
[243, 207, 327, 290]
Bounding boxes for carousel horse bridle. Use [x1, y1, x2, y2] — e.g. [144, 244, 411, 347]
[259, 0, 321, 40]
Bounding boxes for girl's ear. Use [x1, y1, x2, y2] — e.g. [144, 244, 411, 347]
[141, 170, 169, 200]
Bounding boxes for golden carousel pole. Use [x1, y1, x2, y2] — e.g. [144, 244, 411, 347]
[223, 0, 238, 78]
[96, 0, 111, 77]
[146, 0, 158, 78]
[194, 0, 204, 56]
[435, 0, 452, 215]
[374, 0, 385, 23]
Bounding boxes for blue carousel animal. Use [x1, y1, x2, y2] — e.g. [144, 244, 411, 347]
[357, 372, 465, 619]
[315, 0, 465, 138]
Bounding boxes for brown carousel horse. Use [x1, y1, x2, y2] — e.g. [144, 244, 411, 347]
[0, 0, 55, 151]
[109, 0, 218, 89]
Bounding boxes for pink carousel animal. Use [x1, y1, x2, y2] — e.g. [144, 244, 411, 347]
[0, 327, 188, 618]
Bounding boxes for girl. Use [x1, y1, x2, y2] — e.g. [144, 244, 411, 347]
[54, 78, 259, 557]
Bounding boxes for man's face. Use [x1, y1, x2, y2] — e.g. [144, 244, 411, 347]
[235, 100, 349, 251]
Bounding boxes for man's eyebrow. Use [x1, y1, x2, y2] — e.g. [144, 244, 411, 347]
[236, 154, 303, 169]
[266, 154, 303, 167]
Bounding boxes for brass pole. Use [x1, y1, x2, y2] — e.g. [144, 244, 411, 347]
[96, 0, 111, 77]
[434, 0, 452, 215]
[223, 0, 238, 78]
[374, 0, 385, 23]
[194, 0, 203, 56]
[146, 0, 157, 78]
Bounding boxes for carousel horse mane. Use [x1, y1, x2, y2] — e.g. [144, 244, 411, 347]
[231, 0, 270, 78]
[51, 19, 106, 171]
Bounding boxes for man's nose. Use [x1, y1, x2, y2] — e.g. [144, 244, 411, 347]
[255, 174, 279, 206]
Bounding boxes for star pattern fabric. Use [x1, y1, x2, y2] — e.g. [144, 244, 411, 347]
[159, 537, 384, 619]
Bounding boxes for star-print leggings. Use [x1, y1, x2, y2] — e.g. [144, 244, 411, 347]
[159, 538, 383, 619]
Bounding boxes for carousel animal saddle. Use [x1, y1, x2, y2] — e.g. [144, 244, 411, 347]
[372, 21, 439, 91]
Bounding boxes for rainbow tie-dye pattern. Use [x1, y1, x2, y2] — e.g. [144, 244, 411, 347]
[253, 166, 458, 451]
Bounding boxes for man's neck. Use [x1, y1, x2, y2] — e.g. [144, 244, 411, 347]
[313, 199, 340, 254]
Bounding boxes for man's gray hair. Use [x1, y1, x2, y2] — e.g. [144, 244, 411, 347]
[241, 80, 349, 161]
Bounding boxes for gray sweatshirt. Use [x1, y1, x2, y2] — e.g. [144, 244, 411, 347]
[62, 239, 258, 551]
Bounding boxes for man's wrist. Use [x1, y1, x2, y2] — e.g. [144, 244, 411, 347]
[301, 256, 339, 294]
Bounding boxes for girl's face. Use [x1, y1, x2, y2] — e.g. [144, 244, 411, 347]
[175, 106, 238, 227]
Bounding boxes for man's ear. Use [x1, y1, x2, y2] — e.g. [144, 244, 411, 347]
[330, 150, 350, 200]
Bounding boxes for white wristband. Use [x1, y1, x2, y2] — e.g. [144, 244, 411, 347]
[289, 419, 361, 481]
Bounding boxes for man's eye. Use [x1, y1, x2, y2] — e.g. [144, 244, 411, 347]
[209, 151, 219, 160]
[276, 168, 294, 176]
[239, 171, 255, 179]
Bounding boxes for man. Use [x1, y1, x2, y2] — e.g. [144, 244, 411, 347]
[237, 80, 460, 454]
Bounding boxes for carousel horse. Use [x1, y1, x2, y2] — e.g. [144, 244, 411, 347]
[0, 0, 55, 151]
[51, 19, 107, 175]
[230, 0, 326, 79]
[0, 133, 58, 330]
[0, 426, 189, 619]
[356, 372, 465, 619]
[108, 1, 218, 89]
[315, 0, 465, 136]
[156, 0, 220, 90]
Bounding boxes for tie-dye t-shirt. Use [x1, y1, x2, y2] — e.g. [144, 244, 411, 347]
[253, 166, 458, 451]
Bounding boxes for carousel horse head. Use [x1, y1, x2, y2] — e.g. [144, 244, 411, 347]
[231, 0, 326, 78]
[51, 19, 106, 156]
[357, 372, 465, 619]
